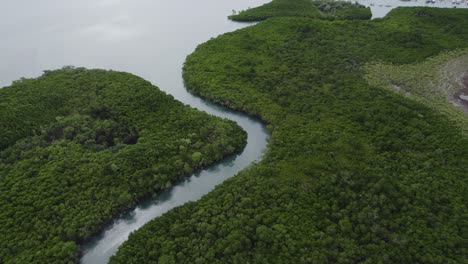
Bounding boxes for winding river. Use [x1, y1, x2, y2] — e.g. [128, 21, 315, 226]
[1, 0, 466, 263]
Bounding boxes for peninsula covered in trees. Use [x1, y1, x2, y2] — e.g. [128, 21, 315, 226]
[0, 67, 246, 263]
[112, 1, 468, 263]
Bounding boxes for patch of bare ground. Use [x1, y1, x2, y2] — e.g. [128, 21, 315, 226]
[452, 74, 468, 113]
[440, 55, 468, 114]
[366, 50, 468, 135]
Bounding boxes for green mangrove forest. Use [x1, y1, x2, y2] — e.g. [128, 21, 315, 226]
[111, 1, 468, 264]
[229, 0, 372, 21]
[0, 67, 246, 263]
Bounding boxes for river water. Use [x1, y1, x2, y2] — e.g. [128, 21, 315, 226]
[0, 0, 465, 263]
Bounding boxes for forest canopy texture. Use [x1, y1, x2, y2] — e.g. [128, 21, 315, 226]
[229, 0, 372, 21]
[112, 1, 468, 264]
[0, 67, 246, 263]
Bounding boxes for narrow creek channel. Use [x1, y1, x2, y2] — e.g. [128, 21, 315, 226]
[80, 106, 269, 263]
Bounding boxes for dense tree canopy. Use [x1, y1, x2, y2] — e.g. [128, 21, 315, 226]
[112, 5, 468, 264]
[229, 0, 372, 21]
[0, 67, 246, 263]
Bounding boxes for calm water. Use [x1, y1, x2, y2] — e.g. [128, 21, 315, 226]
[0, 0, 465, 263]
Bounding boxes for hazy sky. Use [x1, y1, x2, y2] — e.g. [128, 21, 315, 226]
[0, 0, 270, 90]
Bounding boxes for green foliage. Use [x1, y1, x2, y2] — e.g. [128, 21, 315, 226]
[0, 67, 246, 263]
[112, 6, 468, 264]
[229, 0, 371, 22]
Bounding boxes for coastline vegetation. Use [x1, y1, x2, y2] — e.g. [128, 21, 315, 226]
[229, 0, 372, 21]
[112, 3, 468, 264]
[0, 67, 246, 263]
